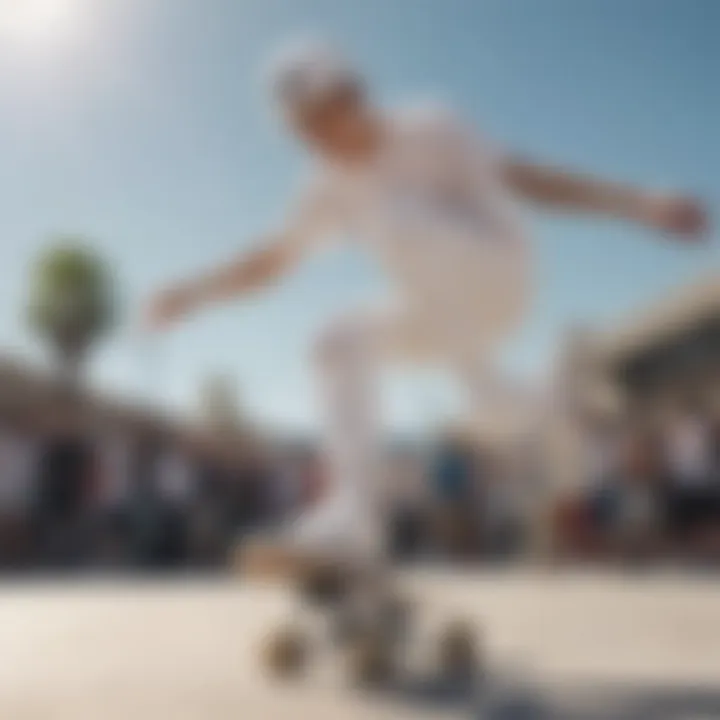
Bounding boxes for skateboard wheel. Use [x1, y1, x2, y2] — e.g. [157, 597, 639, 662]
[263, 625, 309, 679]
[381, 594, 413, 641]
[437, 620, 480, 680]
[299, 563, 349, 607]
[347, 634, 394, 687]
[332, 607, 366, 646]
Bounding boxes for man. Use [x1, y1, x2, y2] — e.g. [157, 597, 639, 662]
[92, 431, 133, 566]
[0, 420, 37, 568]
[431, 429, 479, 559]
[145, 42, 707, 577]
[664, 408, 716, 555]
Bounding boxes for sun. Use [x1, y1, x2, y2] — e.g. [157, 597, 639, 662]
[0, 0, 82, 45]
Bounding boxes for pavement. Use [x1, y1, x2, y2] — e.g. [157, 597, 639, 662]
[1, 569, 719, 719]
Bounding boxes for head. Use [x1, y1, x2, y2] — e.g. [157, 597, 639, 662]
[268, 42, 379, 161]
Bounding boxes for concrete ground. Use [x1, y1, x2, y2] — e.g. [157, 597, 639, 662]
[1, 570, 719, 719]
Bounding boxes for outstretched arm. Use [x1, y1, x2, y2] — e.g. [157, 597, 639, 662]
[501, 157, 708, 239]
[145, 235, 304, 329]
[145, 182, 338, 330]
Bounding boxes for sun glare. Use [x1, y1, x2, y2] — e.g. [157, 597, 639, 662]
[0, 0, 83, 46]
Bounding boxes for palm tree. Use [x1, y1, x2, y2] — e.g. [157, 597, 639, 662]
[27, 238, 116, 388]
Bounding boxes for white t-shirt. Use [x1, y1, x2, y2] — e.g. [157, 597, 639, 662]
[667, 416, 712, 485]
[283, 105, 530, 327]
[583, 428, 621, 490]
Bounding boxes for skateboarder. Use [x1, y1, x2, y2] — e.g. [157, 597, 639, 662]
[145, 41, 707, 582]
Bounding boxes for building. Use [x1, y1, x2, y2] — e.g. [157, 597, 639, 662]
[0, 356, 268, 471]
[545, 271, 720, 496]
[590, 272, 720, 420]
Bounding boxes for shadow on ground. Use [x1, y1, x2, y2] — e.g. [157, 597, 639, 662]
[375, 672, 720, 719]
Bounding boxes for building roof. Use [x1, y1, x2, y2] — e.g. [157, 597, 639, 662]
[0, 355, 266, 465]
[592, 272, 720, 364]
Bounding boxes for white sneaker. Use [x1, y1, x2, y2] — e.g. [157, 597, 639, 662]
[287, 492, 383, 563]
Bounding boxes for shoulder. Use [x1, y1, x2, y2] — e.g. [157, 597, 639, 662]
[390, 101, 503, 170]
[389, 100, 471, 141]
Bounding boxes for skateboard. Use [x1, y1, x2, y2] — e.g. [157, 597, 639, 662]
[258, 560, 483, 688]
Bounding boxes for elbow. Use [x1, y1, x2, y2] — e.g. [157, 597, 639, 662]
[500, 159, 549, 203]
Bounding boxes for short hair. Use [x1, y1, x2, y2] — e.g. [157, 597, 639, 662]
[266, 40, 362, 115]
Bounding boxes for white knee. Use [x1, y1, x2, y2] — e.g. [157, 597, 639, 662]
[314, 315, 373, 371]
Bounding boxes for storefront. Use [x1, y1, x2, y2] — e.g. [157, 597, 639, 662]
[592, 273, 720, 420]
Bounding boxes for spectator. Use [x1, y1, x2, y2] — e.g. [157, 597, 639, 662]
[228, 452, 273, 536]
[482, 451, 526, 560]
[582, 416, 624, 556]
[0, 421, 37, 569]
[126, 436, 170, 569]
[430, 430, 479, 559]
[268, 449, 305, 524]
[612, 430, 663, 564]
[91, 432, 134, 566]
[663, 409, 716, 558]
[154, 442, 196, 567]
[31, 418, 93, 569]
[187, 452, 232, 566]
[386, 447, 428, 561]
[299, 448, 327, 509]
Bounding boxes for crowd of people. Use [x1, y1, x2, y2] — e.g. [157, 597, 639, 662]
[0, 409, 512, 573]
[0, 414, 321, 572]
[556, 407, 720, 564]
[1, 401, 720, 573]
[382, 435, 533, 564]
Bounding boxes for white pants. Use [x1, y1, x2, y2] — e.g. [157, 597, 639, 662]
[290, 242, 533, 561]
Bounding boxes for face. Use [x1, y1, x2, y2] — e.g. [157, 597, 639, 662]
[287, 83, 374, 160]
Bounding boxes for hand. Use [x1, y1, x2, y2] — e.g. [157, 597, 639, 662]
[144, 283, 199, 331]
[639, 194, 709, 241]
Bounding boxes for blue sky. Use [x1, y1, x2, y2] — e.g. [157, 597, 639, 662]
[0, 0, 717, 432]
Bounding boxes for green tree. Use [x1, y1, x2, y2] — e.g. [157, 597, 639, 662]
[27, 238, 116, 387]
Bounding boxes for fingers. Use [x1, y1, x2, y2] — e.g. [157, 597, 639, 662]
[644, 194, 710, 242]
[667, 197, 709, 239]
